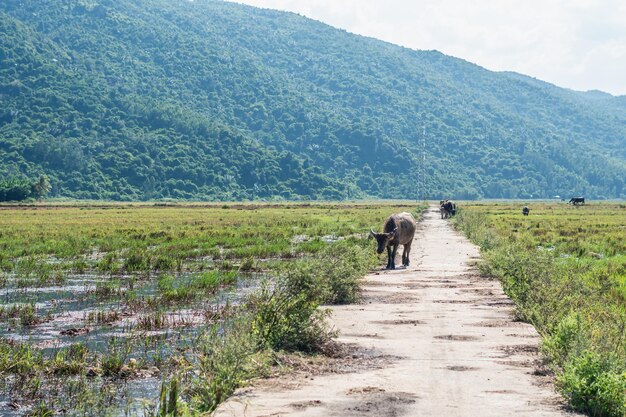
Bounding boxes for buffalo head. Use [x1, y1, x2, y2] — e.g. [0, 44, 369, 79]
[370, 227, 398, 254]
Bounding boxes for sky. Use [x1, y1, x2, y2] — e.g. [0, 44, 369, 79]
[234, 0, 626, 96]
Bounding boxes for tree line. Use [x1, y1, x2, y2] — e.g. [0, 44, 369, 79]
[0, 175, 50, 202]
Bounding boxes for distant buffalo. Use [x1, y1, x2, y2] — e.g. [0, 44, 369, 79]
[522, 206, 530, 216]
[568, 197, 585, 205]
[370, 212, 417, 270]
[439, 200, 456, 219]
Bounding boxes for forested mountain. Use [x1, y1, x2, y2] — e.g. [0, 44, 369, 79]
[1, 0, 625, 200]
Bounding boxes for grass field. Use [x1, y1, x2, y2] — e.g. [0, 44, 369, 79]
[454, 202, 626, 417]
[0, 202, 424, 416]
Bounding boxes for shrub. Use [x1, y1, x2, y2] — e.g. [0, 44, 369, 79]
[542, 313, 587, 365]
[454, 209, 500, 251]
[559, 352, 626, 417]
[189, 318, 270, 413]
[249, 277, 334, 353]
[316, 239, 377, 304]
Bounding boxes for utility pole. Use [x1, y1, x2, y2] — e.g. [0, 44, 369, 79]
[418, 124, 426, 201]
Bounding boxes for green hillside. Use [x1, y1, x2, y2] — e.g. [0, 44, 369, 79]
[1, 0, 625, 200]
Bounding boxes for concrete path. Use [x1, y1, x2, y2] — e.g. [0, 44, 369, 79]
[215, 206, 577, 417]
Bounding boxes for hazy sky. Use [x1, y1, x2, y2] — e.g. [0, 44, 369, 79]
[234, 0, 626, 96]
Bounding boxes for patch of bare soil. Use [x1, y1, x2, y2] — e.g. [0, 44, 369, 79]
[273, 343, 403, 378]
[458, 287, 496, 296]
[529, 364, 564, 393]
[496, 359, 537, 368]
[363, 293, 419, 304]
[341, 332, 385, 339]
[446, 365, 479, 372]
[338, 388, 417, 417]
[434, 334, 480, 341]
[432, 299, 474, 304]
[246, 344, 404, 395]
[361, 280, 390, 287]
[393, 310, 419, 315]
[506, 333, 537, 338]
[499, 344, 539, 356]
[470, 319, 525, 328]
[373, 319, 424, 326]
[433, 273, 477, 282]
[481, 300, 515, 307]
[400, 282, 433, 289]
[289, 400, 324, 410]
[346, 386, 387, 395]
[434, 282, 477, 289]
[484, 390, 519, 394]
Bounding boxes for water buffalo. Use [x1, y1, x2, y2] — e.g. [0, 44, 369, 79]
[568, 197, 585, 205]
[370, 212, 417, 270]
[522, 206, 530, 216]
[440, 200, 456, 219]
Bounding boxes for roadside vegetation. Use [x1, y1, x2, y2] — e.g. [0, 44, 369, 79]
[0, 202, 425, 416]
[454, 203, 626, 417]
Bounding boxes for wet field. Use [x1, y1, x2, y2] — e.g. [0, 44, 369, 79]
[0, 268, 258, 416]
[0, 202, 414, 415]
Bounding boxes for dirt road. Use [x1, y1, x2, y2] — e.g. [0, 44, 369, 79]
[215, 206, 576, 417]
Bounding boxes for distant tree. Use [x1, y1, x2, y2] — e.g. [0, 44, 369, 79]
[0, 178, 32, 202]
[32, 174, 51, 201]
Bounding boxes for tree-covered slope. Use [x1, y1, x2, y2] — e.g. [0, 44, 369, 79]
[1, 0, 625, 200]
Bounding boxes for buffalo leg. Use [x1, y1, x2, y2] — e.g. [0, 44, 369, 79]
[386, 246, 392, 269]
[390, 244, 397, 269]
[403, 243, 411, 266]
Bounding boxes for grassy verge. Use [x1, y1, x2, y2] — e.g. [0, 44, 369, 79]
[454, 203, 626, 417]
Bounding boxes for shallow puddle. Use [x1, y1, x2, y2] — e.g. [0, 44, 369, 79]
[0, 270, 262, 414]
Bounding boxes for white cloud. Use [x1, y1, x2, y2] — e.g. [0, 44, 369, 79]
[233, 0, 626, 95]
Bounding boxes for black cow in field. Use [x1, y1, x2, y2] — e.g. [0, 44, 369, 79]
[522, 206, 530, 216]
[568, 197, 585, 205]
[370, 212, 417, 270]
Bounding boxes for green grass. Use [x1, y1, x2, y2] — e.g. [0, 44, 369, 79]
[454, 202, 626, 417]
[0, 203, 417, 273]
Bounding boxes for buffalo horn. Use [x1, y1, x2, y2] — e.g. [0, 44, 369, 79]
[370, 227, 377, 237]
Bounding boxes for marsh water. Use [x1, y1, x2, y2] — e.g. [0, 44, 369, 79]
[0, 270, 261, 415]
